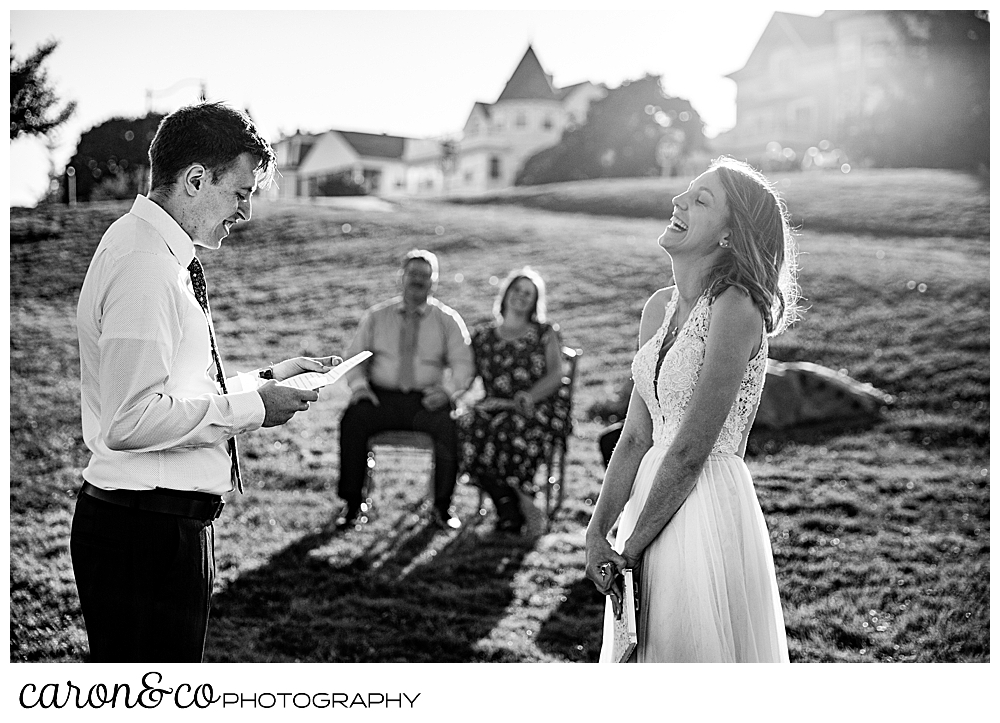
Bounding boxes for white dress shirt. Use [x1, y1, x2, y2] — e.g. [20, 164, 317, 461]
[76, 195, 266, 494]
[343, 296, 474, 396]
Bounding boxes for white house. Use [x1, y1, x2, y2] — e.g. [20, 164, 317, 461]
[265, 46, 605, 200]
[453, 46, 605, 193]
[712, 10, 922, 167]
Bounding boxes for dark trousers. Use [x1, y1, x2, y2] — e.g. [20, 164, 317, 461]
[70, 491, 215, 662]
[339, 387, 458, 512]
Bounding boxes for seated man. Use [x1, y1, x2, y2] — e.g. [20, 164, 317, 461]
[338, 249, 473, 530]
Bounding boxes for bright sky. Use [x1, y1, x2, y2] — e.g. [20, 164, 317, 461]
[8, 3, 829, 207]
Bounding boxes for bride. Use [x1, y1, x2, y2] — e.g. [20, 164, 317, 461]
[585, 156, 799, 663]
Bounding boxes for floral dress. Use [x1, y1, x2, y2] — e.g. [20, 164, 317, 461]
[459, 322, 571, 494]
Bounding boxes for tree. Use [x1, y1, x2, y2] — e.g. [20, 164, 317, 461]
[316, 170, 368, 197]
[61, 113, 165, 203]
[10, 40, 76, 140]
[839, 11, 989, 170]
[516, 75, 706, 186]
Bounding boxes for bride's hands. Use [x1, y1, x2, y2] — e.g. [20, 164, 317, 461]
[585, 533, 628, 616]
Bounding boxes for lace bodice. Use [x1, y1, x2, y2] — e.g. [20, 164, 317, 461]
[631, 287, 768, 453]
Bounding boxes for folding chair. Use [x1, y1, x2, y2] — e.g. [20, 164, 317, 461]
[363, 346, 582, 527]
[538, 346, 581, 522]
[363, 430, 436, 513]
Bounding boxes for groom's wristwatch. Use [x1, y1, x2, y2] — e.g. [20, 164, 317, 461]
[258, 366, 274, 380]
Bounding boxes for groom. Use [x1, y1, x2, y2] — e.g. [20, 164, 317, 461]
[71, 101, 337, 662]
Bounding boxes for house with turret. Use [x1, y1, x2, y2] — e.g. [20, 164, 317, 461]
[265, 46, 605, 200]
[453, 46, 605, 193]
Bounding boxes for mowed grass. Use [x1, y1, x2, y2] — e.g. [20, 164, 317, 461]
[9, 169, 989, 662]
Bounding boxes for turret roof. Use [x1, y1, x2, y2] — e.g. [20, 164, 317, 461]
[496, 46, 559, 101]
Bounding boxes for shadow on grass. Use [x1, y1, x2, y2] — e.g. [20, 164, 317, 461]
[534, 576, 606, 662]
[746, 418, 886, 456]
[205, 504, 542, 662]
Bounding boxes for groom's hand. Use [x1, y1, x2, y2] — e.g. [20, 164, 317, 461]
[258, 382, 319, 427]
[271, 355, 342, 382]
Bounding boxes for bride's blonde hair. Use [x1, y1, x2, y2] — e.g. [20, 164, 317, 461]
[706, 156, 800, 336]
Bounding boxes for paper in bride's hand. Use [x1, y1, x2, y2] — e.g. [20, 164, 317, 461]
[612, 567, 639, 663]
[276, 351, 372, 391]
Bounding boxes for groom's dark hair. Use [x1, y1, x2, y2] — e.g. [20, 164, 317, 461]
[148, 102, 275, 193]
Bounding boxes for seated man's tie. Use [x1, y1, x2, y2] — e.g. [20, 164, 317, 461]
[397, 308, 419, 392]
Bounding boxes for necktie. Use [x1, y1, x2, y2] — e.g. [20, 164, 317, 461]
[188, 256, 243, 494]
[397, 308, 419, 392]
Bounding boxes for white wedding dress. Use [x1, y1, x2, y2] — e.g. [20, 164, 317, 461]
[600, 287, 789, 663]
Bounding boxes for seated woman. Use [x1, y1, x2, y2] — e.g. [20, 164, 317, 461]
[459, 267, 569, 533]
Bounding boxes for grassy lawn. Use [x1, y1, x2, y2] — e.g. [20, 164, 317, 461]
[8, 169, 989, 664]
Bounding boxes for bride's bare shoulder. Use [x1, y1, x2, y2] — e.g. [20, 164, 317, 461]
[638, 286, 674, 344]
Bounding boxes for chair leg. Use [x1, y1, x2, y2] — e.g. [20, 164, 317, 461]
[363, 439, 436, 518]
[544, 440, 566, 527]
[543, 448, 556, 527]
[556, 438, 567, 513]
[363, 449, 376, 514]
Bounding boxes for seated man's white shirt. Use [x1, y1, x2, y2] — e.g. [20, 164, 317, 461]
[343, 296, 473, 395]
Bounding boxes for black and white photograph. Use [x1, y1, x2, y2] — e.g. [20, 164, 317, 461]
[7, 3, 990, 719]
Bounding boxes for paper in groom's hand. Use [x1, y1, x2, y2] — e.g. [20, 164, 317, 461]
[277, 351, 373, 391]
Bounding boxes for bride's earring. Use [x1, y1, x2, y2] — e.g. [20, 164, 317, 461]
[719, 239, 731, 248]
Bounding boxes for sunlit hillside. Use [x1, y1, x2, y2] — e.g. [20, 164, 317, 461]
[10, 168, 989, 663]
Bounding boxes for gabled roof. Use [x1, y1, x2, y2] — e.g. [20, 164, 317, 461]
[727, 11, 834, 79]
[471, 101, 492, 119]
[280, 133, 321, 167]
[338, 130, 406, 159]
[554, 81, 591, 100]
[777, 10, 835, 47]
[496, 46, 559, 102]
[461, 101, 493, 132]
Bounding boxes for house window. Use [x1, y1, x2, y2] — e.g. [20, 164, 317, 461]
[839, 36, 861, 69]
[516, 113, 526, 128]
[489, 156, 501, 180]
[771, 48, 794, 80]
[795, 105, 812, 130]
[788, 99, 816, 133]
[543, 115, 553, 130]
[362, 168, 382, 193]
[866, 41, 888, 68]
[465, 170, 474, 183]
[468, 122, 477, 137]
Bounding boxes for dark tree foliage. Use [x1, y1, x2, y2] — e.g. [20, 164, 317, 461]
[316, 171, 368, 196]
[62, 114, 165, 203]
[840, 10, 989, 170]
[516, 75, 706, 186]
[10, 41, 77, 140]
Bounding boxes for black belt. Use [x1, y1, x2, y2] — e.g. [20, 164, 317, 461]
[372, 385, 424, 395]
[79, 482, 225, 521]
